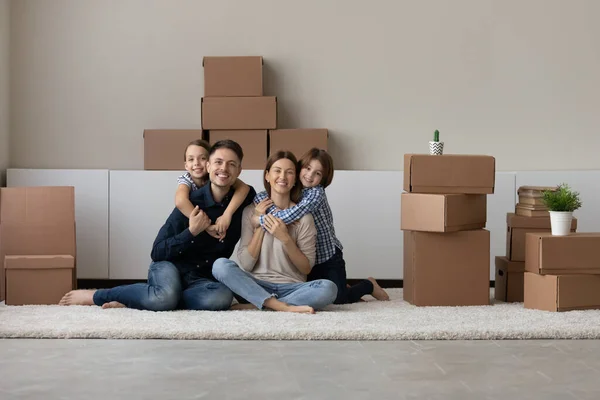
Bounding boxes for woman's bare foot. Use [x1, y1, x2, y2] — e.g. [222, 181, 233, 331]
[231, 303, 258, 311]
[264, 298, 315, 314]
[368, 277, 390, 301]
[283, 305, 315, 314]
[59, 289, 97, 306]
[102, 301, 126, 309]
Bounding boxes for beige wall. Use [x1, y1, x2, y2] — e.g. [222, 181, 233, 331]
[0, 0, 9, 185]
[8, 0, 600, 171]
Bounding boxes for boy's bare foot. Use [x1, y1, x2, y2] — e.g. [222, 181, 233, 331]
[102, 301, 126, 309]
[59, 289, 97, 306]
[231, 303, 258, 311]
[368, 277, 390, 301]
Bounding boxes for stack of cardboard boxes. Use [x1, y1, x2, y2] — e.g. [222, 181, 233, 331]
[0, 187, 77, 305]
[400, 154, 496, 306]
[495, 186, 578, 303]
[143, 56, 330, 170]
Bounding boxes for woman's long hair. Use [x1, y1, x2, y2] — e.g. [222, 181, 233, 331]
[264, 150, 302, 204]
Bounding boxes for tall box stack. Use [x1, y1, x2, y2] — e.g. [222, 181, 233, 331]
[401, 154, 495, 306]
[495, 186, 577, 303]
[202, 56, 271, 169]
[0, 187, 77, 305]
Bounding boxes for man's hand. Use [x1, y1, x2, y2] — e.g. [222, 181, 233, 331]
[263, 214, 291, 244]
[215, 213, 231, 239]
[188, 206, 211, 236]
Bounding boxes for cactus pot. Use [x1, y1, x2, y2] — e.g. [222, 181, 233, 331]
[429, 141, 444, 155]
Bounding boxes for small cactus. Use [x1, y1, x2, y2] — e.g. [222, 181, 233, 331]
[433, 130, 439, 142]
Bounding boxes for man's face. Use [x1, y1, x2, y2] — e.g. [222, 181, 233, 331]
[206, 148, 241, 188]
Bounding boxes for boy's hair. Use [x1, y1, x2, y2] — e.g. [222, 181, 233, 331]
[298, 148, 334, 188]
[264, 150, 302, 204]
[183, 139, 210, 160]
[209, 139, 244, 164]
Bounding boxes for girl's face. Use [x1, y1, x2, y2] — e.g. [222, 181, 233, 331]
[185, 145, 209, 179]
[300, 159, 324, 188]
[266, 158, 296, 195]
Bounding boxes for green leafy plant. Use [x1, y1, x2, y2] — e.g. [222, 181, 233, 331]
[541, 183, 582, 212]
[433, 130, 439, 142]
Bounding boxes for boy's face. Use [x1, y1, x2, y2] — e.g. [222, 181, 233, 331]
[206, 148, 241, 188]
[184, 145, 209, 180]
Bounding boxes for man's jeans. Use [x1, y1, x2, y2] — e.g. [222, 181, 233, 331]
[92, 261, 234, 311]
[212, 258, 337, 310]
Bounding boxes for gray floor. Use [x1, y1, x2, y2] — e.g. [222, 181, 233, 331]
[1, 339, 599, 399]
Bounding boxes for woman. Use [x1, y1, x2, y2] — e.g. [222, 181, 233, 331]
[212, 151, 338, 314]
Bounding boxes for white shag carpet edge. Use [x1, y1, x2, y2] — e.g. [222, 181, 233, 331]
[2, 289, 600, 340]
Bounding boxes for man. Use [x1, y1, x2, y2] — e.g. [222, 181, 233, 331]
[59, 140, 256, 311]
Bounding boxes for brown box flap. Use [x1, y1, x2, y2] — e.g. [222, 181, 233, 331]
[0, 187, 75, 225]
[400, 193, 486, 232]
[525, 233, 600, 274]
[209, 130, 267, 170]
[5, 255, 75, 270]
[201, 97, 277, 130]
[403, 154, 495, 194]
[507, 212, 578, 229]
[268, 129, 329, 158]
[143, 129, 205, 170]
[202, 56, 263, 97]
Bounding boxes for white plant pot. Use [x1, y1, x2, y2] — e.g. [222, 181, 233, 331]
[549, 211, 573, 236]
[429, 141, 444, 155]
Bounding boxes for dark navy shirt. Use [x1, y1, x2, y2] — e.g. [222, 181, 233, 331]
[150, 183, 256, 280]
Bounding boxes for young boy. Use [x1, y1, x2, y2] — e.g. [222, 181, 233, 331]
[175, 139, 250, 240]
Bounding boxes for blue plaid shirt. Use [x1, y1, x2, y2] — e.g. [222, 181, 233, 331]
[254, 186, 342, 264]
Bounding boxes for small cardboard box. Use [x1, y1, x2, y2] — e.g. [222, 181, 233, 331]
[203, 56, 263, 97]
[401, 193, 486, 232]
[143, 129, 205, 170]
[494, 256, 525, 302]
[403, 154, 495, 194]
[524, 272, 600, 312]
[268, 129, 328, 159]
[506, 213, 577, 262]
[525, 232, 600, 275]
[201, 97, 277, 130]
[5, 255, 75, 305]
[208, 130, 267, 170]
[515, 203, 549, 217]
[403, 229, 490, 306]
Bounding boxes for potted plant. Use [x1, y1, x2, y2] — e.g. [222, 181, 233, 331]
[429, 130, 444, 155]
[541, 183, 582, 236]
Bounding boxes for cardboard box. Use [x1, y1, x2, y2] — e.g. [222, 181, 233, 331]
[403, 154, 495, 194]
[524, 272, 600, 312]
[203, 56, 263, 97]
[515, 203, 549, 217]
[208, 130, 267, 170]
[403, 229, 490, 306]
[525, 233, 600, 275]
[401, 193, 486, 232]
[0, 187, 77, 301]
[494, 256, 525, 302]
[506, 213, 577, 262]
[143, 129, 205, 170]
[268, 129, 328, 159]
[5, 255, 75, 305]
[201, 97, 277, 130]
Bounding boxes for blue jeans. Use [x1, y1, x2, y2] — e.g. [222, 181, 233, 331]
[92, 261, 234, 311]
[212, 258, 337, 310]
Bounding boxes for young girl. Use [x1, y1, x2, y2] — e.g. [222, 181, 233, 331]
[253, 148, 389, 304]
[175, 139, 250, 240]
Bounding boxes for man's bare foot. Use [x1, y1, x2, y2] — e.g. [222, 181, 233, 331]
[284, 305, 315, 314]
[368, 277, 390, 301]
[231, 303, 258, 311]
[102, 301, 126, 309]
[59, 289, 97, 306]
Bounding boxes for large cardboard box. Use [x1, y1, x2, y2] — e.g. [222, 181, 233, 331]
[208, 130, 267, 170]
[203, 56, 263, 97]
[403, 229, 490, 306]
[403, 154, 495, 194]
[525, 232, 600, 275]
[494, 256, 525, 302]
[268, 129, 328, 159]
[524, 272, 600, 312]
[506, 213, 577, 262]
[5, 255, 75, 305]
[143, 129, 205, 170]
[201, 97, 277, 130]
[401, 193, 486, 232]
[0, 187, 77, 301]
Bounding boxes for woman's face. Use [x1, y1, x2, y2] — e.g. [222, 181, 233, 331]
[266, 158, 296, 196]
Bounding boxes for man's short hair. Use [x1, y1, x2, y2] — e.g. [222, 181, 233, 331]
[209, 139, 244, 163]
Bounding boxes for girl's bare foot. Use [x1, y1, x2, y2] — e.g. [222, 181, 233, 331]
[59, 290, 97, 306]
[102, 301, 126, 309]
[368, 277, 390, 301]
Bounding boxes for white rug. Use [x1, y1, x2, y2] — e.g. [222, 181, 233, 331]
[2, 289, 600, 340]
